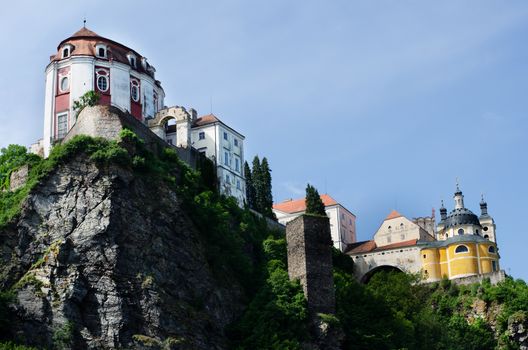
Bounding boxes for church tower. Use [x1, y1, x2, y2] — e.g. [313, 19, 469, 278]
[479, 195, 497, 243]
[436, 184, 485, 240]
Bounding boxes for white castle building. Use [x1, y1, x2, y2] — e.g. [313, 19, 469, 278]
[33, 26, 246, 204]
[273, 194, 357, 252]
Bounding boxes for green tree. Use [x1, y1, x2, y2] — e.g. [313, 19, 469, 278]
[305, 184, 326, 216]
[252, 156, 264, 213]
[244, 161, 256, 209]
[73, 90, 100, 117]
[260, 157, 274, 218]
[0, 145, 39, 190]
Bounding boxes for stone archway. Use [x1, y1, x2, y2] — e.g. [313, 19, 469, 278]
[148, 106, 194, 148]
[360, 265, 404, 284]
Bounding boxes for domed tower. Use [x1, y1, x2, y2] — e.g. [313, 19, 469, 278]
[42, 26, 165, 157]
[479, 195, 497, 243]
[437, 184, 483, 240]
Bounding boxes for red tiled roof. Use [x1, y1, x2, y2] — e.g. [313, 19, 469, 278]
[346, 240, 376, 254]
[377, 239, 418, 251]
[346, 238, 419, 255]
[70, 27, 100, 39]
[193, 114, 220, 127]
[273, 194, 338, 214]
[385, 209, 403, 220]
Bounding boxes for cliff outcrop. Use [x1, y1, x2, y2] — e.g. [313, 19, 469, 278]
[0, 152, 243, 349]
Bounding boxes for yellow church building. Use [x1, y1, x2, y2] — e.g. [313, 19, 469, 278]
[346, 186, 502, 283]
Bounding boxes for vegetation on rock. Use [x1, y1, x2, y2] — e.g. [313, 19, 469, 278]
[1, 132, 527, 349]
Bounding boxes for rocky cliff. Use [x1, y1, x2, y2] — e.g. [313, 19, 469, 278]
[0, 153, 244, 349]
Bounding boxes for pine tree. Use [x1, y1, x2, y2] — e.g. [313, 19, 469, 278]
[244, 161, 256, 209]
[305, 184, 326, 216]
[260, 157, 274, 218]
[252, 156, 264, 213]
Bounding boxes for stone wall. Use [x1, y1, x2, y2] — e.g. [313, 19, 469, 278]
[9, 164, 30, 191]
[286, 215, 335, 315]
[62, 105, 199, 168]
[449, 270, 506, 286]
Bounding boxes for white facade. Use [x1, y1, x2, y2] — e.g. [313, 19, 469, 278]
[40, 27, 165, 157]
[374, 211, 435, 247]
[191, 118, 246, 205]
[273, 195, 357, 252]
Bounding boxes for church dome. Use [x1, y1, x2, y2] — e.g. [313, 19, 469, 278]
[444, 207, 481, 228]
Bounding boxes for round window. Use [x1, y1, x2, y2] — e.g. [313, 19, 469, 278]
[457, 228, 464, 235]
[483, 226, 489, 232]
[60, 77, 69, 92]
[131, 85, 139, 101]
[97, 76, 108, 92]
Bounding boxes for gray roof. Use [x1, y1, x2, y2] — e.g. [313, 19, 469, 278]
[443, 208, 481, 228]
[417, 234, 490, 249]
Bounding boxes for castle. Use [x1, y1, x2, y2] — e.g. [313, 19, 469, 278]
[346, 186, 502, 284]
[31, 26, 246, 204]
[29, 27, 503, 284]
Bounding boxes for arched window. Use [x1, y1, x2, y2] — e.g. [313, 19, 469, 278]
[97, 76, 108, 91]
[457, 228, 464, 235]
[96, 44, 107, 58]
[455, 245, 469, 254]
[62, 47, 70, 58]
[484, 234, 490, 239]
[95, 69, 109, 93]
[488, 246, 496, 254]
[130, 80, 140, 102]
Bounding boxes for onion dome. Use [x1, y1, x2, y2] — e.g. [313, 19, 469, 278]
[443, 207, 481, 228]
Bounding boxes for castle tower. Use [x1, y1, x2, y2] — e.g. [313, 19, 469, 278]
[41, 27, 165, 157]
[286, 215, 335, 315]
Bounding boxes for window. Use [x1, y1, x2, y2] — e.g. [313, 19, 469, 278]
[199, 132, 205, 140]
[476, 229, 479, 235]
[423, 254, 426, 259]
[455, 245, 469, 254]
[235, 158, 240, 172]
[96, 44, 107, 58]
[130, 80, 140, 102]
[483, 226, 489, 232]
[128, 55, 136, 67]
[166, 139, 173, 145]
[234, 138, 238, 147]
[62, 47, 70, 58]
[457, 228, 464, 235]
[388, 225, 392, 230]
[223, 132, 228, 140]
[226, 174, 230, 183]
[57, 113, 68, 139]
[60, 77, 69, 92]
[492, 260, 497, 272]
[484, 234, 490, 239]
[224, 151, 229, 166]
[97, 76, 108, 92]
[488, 246, 496, 254]
[236, 180, 241, 190]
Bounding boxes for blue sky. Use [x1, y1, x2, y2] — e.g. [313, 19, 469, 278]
[1, 1, 527, 280]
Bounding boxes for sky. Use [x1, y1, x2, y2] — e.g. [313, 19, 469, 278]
[0, 1, 527, 280]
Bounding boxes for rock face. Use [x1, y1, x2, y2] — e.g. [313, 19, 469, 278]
[0, 156, 243, 349]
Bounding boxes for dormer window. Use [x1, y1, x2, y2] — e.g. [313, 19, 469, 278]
[127, 53, 137, 68]
[141, 57, 148, 70]
[96, 44, 107, 58]
[61, 44, 73, 59]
